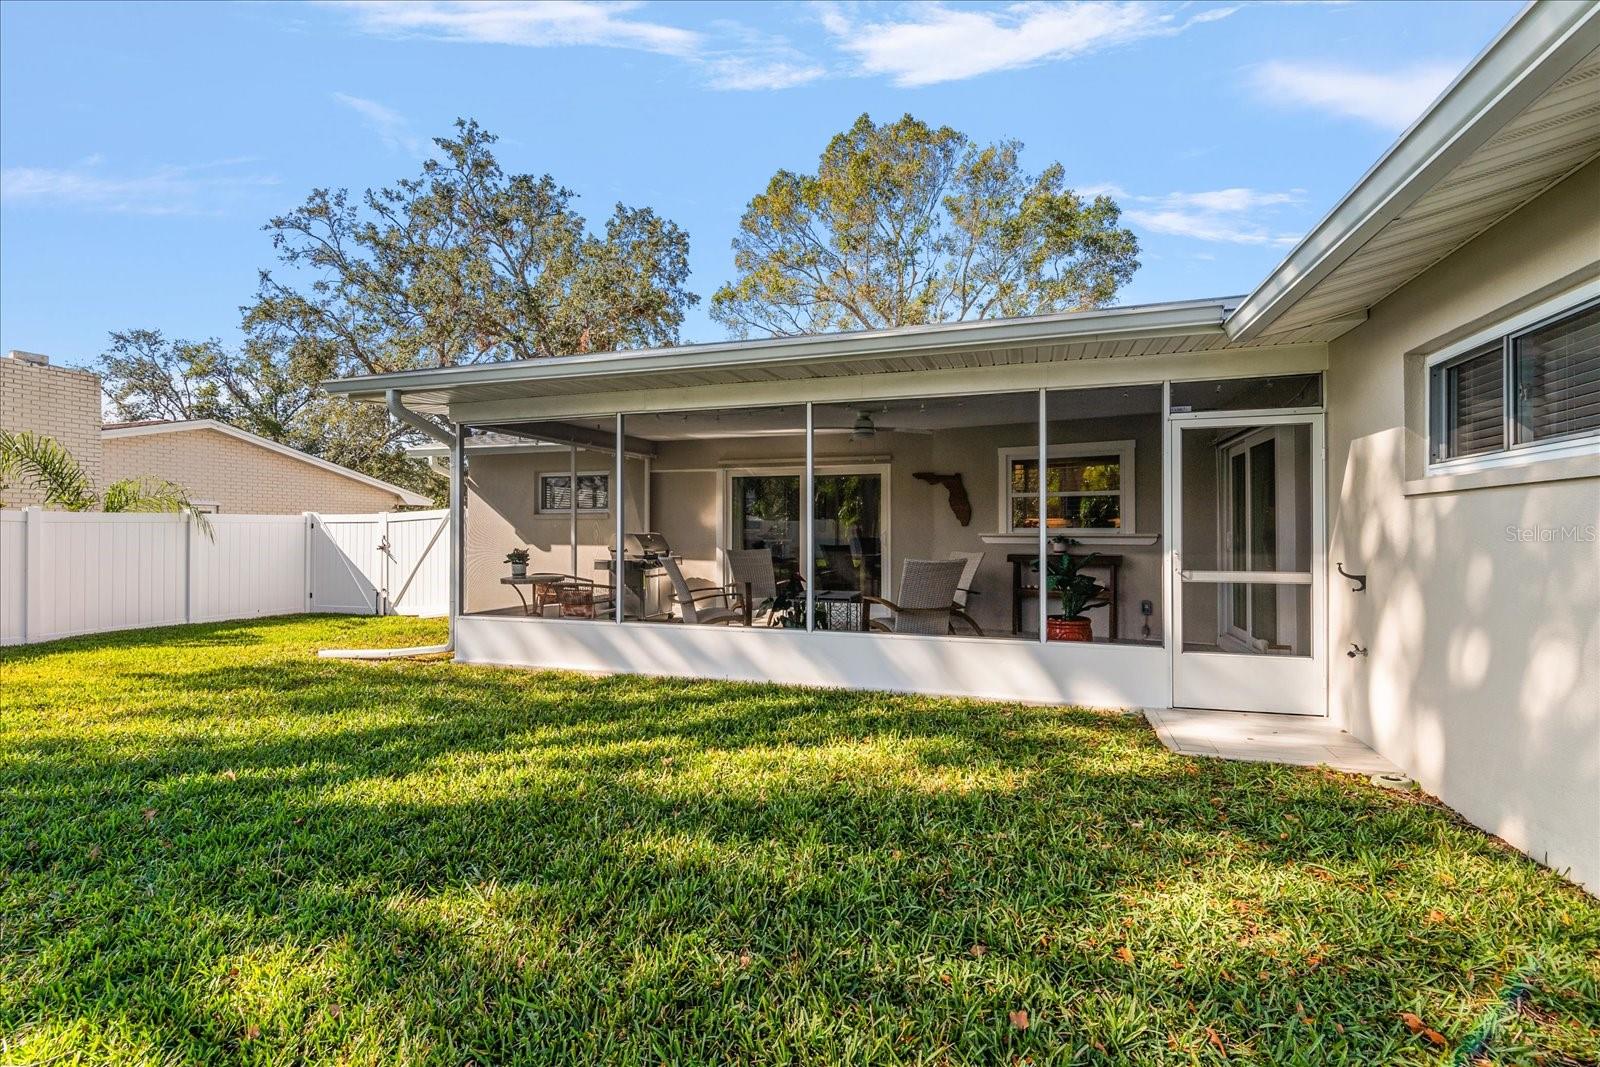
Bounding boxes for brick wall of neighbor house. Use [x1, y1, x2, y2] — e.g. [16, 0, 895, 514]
[102, 428, 405, 514]
[0, 353, 105, 508]
[1326, 159, 1600, 893]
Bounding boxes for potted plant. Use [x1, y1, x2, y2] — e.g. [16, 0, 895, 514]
[764, 573, 823, 629]
[505, 547, 530, 579]
[1044, 541, 1107, 642]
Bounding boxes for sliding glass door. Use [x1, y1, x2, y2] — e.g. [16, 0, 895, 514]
[729, 470, 885, 597]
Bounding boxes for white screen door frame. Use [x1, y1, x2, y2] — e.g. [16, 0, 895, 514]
[1168, 411, 1326, 716]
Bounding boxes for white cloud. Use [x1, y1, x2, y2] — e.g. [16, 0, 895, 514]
[699, 20, 827, 91]
[1088, 184, 1304, 246]
[1250, 60, 1460, 131]
[0, 157, 278, 215]
[326, 0, 700, 55]
[333, 92, 424, 154]
[819, 1, 1238, 87]
[325, 1, 824, 91]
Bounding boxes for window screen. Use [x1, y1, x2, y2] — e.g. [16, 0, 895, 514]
[1514, 302, 1600, 444]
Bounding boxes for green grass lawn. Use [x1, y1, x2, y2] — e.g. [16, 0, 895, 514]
[2, 616, 1596, 1066]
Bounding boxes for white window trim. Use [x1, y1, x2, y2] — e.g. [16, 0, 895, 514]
[997, 440, 1136, 537]
[537, 470, 611, 514]
[1425, 279, 1600, 476]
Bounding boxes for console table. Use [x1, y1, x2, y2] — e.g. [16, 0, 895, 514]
[1006, 553, 1122, 640]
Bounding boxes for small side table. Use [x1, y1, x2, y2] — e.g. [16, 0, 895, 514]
[816, 590, 868, 632]
[501, 573, 566, 616]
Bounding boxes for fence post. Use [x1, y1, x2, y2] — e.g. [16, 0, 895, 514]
[378, 510, 390, 616]
[22, 507, 41, 644]
[303, 513, 315, 614]
[183, 510, 194, 623]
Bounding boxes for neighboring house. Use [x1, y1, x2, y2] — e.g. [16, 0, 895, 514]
[0, 351, 104, 507]
[102, 420, 428, 513]
[1, 350, 427, 512]
[330, 5, 1600, 888]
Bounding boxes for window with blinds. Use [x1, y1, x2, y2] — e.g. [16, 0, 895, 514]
[539, 473, 609, 512]
[1514, 302, 1600, 444]
[1429, 296, 1599, 466]
[1434, 343, 1504, 461]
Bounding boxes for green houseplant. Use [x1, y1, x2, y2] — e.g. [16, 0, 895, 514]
[505, 547, 530, 579]
[1044, 541, 1107, 642]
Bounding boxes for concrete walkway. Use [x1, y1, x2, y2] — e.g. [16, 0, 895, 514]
[1145, 707, 1404, 776]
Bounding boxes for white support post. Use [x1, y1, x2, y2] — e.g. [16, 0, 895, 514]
[614, 414, 625, 623]
[23, 506, 41, 644]
[450, 423, 467, 621]
[569, 443, 579, 579]
[803, 402, 815, 632]
[1038, 388, 1048, 644]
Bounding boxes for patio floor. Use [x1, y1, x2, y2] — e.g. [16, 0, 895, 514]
[1145, 707, 1405, 777]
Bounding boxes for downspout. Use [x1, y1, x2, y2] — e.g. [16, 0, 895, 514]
[319, 390, 459, 660]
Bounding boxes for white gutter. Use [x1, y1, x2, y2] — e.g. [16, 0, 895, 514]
[319, 391, 460, 660]
[1226, 1, 1600, 343]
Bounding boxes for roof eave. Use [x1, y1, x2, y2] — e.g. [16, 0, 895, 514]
[1225, 1, 1600, 344]
[322, 298, 1237, 405]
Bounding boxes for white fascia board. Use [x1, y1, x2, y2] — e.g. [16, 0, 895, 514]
[405, 441, 570, 458]
[1226, 2, 1600, 344]
[320, 298, 1237, 404]
[102, 419, 430, 505]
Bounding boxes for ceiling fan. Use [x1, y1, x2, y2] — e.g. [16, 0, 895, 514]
[846, 407, 934, 440]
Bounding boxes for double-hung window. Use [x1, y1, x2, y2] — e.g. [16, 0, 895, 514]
[999, 441, 1135, 534]
[1429, 295, 1600, 467]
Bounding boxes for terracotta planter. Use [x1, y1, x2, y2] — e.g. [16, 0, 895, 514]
[1047, 616, 1093, 642]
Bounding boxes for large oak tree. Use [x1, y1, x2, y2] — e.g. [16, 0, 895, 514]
[712, 114, 1139, 338]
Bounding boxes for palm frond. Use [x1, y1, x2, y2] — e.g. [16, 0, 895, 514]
[0, 430, 97, 510]
[103, 478, 215, 539]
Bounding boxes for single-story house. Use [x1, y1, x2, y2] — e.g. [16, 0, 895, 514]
[101, 419, 429, 513]
[1, 350, 427, 513]
[326, 3, 1600, 890]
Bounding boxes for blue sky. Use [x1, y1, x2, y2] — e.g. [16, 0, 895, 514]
[1, 1, 1521, 368]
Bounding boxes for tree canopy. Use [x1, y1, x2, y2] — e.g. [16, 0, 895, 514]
[245, 119, 697, 373]
[100, 120, 700, 503]
[711, 113, 1139, 338]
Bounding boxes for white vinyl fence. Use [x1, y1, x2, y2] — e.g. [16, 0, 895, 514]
[0, 508, 448, 646]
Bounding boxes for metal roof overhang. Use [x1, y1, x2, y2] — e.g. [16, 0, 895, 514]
[322, 297, 1244, 414]
[1230, 2, 1600, 344]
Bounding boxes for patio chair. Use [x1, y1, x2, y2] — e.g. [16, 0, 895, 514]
[724, 547, 779, 626]
[948, 550, 984, 611]
[864, 558, 984, 636]
[659, 555, 746, 625]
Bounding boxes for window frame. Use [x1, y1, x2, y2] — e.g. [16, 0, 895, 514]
[997, 440, 1136, 536]
[1425, 283, 1600, 475]
[537, 470, 611, 514]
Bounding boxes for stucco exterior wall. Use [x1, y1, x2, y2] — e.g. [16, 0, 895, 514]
[1325, 159, 1600, 891]
[464, 450, 650, 614]
[0, 355, 104, 508]
[103, 429, 408, 515]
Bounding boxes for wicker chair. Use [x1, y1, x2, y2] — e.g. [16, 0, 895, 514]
[948, 550, 984, 610]
[724, 548, 779, 625]
[864, 558, 984, 636]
